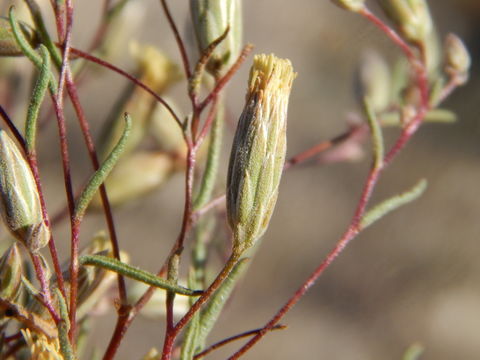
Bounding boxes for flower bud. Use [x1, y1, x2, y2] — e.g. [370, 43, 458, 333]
[444, 33, 470, 83]
[377, 0, 433, 45]
[0, 16, 38, 57]
[331, 0, 365, 12]
[227, 54, 296, 254]
[190, 0, 242, 73]
[0, 244, 22, 301]
[0, 129, 49, 252]
[354, 50, 391, 112]
[91, 151, 174, 208]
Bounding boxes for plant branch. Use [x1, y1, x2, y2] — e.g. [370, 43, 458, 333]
[159, 0, 191, 79]
[193, 325, 286, 359]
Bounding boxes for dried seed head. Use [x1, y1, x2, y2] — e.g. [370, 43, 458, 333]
[0, 244, 22, 301]
[0, 16, 38, 57]
[227, 54, 296, 254]
[190, 0, 242, 73]
[331, 0, 366, 12]
[377, 0, 433, 45]
[444, 33, 470, 83]
[0, 130, 49, 252]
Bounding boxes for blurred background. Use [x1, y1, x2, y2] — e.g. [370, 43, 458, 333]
[2, 0, 480, 359]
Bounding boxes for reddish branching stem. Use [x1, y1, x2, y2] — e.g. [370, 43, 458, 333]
[193, 325, 287, 359]
[159, 0, 191, 79]
[68, 47, 182, 127]
[199, 44, 254, 112]
[284, 124, 366, 170]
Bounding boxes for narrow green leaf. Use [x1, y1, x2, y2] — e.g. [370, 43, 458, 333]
[74, 114, 132, 220]
[25, 45, 50, 152]
[403, 343, 424, 360]
[54, 289, 76, 360]
[180, 313, 201, 360]
[360, 179, 427, 230]
[8, 6, 57, 94]
[381, 108, 456, 126]
[196, 258, 249, 349]
[363, 97, 384, 170]
[23, 0, 62, 66]
[80, 255, 203, 296]
[424, 108, 457, 123]
[193, 103, 224, 210]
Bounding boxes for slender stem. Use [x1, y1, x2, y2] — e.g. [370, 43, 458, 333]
[68, 46, 182, 127]
[284, 124, 365, 170]
[433, 76, 461, 107]
[87, 0, 114, 52]
[159, 0, 191, 79]
[193, 194, 226, 221]
[359, 8, 429, 108]
[31, 253, 60, 323]
[193, 325, 286, 359]
[199, 45, 253, 112]
[161, 253, 240, 360]
[50, 0, 65, 41]
[195, 95, 219, 147]
[65, 72, 127, 295]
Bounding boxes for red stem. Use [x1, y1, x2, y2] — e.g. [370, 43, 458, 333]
[359, 8, 429, 107]
[284, 124, 365, 170]
[199, 45, 253, 112]
[68, 47, 182, 127]
[161, 253, 240, 360]
[31, 253, 60, 323]
[159, 0, 191, 79]
[193, 325, 286, 359]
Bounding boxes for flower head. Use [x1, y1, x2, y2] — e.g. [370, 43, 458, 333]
[227, 54, 296, 254]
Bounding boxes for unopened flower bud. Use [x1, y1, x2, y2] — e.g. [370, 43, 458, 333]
[444, 33, 470, 83]
[377, 0, 433, 45]
[354, 50, 391, 111]
[331, 0, 365, 12]
[91, 151, 174, 208]
[0, 16, 38, 56]
[0, 244, 22, 301]
[227, 54, 296, 254]
[190, 0, 242, 73]
[0, 130, 49, 252]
